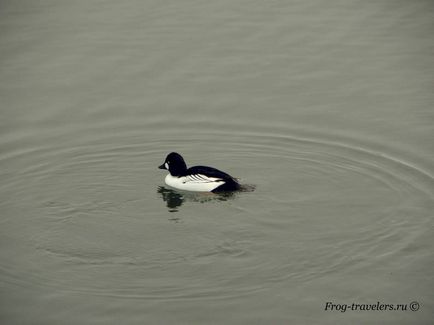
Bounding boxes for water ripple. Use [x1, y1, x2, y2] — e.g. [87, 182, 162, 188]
[0, 124, 432, 300]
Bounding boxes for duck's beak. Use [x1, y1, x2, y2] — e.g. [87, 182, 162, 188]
[158, 163, 166, 170]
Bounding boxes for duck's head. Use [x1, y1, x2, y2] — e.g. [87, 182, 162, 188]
[158, 152, 187, 176]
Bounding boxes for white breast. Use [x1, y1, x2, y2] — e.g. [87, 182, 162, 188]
[164, 174, 225, 192]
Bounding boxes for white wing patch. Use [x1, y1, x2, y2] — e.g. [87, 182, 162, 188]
[184, 174, 222, 184]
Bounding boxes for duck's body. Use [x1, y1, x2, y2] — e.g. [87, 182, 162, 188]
[159, 152, 240, 192]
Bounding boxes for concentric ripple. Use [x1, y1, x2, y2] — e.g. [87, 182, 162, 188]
[0, 124, 433, 301]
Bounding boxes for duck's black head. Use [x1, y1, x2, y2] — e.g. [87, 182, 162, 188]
[158, 152, 188, 176]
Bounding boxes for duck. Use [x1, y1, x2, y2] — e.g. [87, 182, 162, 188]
[158, 152, 240, 192]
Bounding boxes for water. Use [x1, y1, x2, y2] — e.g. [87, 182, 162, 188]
[1, 1, 433, 324]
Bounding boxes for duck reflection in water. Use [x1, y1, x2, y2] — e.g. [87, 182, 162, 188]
[157, 186, 237, 212]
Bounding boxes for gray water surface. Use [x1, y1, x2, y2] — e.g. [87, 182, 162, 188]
[1, 1, 433, 324]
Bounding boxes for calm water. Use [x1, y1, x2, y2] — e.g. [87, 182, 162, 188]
[1, 1, 433, 324]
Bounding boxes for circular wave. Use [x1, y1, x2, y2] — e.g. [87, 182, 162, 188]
[0, 124, 432, 300]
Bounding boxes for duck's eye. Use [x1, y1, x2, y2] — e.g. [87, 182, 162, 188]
[165, 162, 169, 169]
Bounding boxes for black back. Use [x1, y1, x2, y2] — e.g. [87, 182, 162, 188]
[188, 165, 234, 180]
[188, 166, 240, 191]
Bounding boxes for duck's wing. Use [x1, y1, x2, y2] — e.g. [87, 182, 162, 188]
[185, 166, 235, 183]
